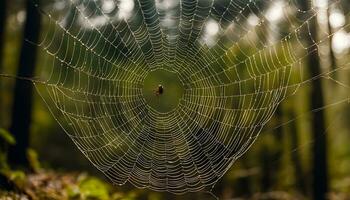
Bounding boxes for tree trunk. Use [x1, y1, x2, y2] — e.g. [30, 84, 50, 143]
[234, 160, 252, 198]
[300, 2, 329, 199]
[260, 145, 272, 192]
[309, 40, 329, 200]
[0, 0, 6, 65]
[296, 1, 329, 199]
[288, 109, 307, 195]
[260, 107, 283, 192]
[0, 0, 7, 125]
[308, 22, 328, 200]
[8, 0, 41, 167]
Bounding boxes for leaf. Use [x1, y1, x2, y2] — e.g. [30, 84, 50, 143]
[78, 177, 110, 200]
[0, 129, 16, 145]
[7, 170, 27, 188]
[27, 148, 41, 173]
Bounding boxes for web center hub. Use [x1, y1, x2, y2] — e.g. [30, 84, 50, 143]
[142, 69, 184, 113]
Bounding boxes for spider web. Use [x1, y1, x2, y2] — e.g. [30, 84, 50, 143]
[25, 0, 350, 194]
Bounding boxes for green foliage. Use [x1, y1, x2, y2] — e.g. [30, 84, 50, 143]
[0, 128, 15, 146]
[6, 170, 27, 189]
[0, 128, 15, 170]
[0, 154, 8, 170]
[27, 148, 42, 173]
[74, 176, 110, 200]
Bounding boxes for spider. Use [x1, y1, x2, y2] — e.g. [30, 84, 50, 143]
[154, 84, 164, 96]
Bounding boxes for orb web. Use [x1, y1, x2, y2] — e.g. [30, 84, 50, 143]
[28, 0, 350, 194]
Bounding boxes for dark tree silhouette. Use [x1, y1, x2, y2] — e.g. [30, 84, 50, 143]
[8, 0, 41, 167]
[308, 35, 329, 200]
[0, 0, 6, 71]
[260, 107, 284, 192]
[308, 18, 329, 200]
[0, 0, 10, 183]
[233, 160, 252, 198]
[287, 108, 307, 195]
[298, 1, 329, 200]
[0, 0, 7, 124]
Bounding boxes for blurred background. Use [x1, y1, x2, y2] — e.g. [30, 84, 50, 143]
[0, 0, 350, 199]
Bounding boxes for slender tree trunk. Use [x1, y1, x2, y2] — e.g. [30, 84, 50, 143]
[288, 109, 307, 195]
[0, 0, 6, 66]
[260, 145, 272, 192]
[260, 107, 283, 192]
[234, 160, 252, 198]
[308, 26, 328, 200]
[0, 0, 7, 125]
[271, 107, 283, 187]
[299, 2, 329, 199]
[8, 0, 41, 167]
[309, 47, 328, 200]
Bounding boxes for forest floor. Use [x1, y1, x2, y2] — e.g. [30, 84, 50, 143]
[0, 170, 133, 200]
[1, 169, 350, 200]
